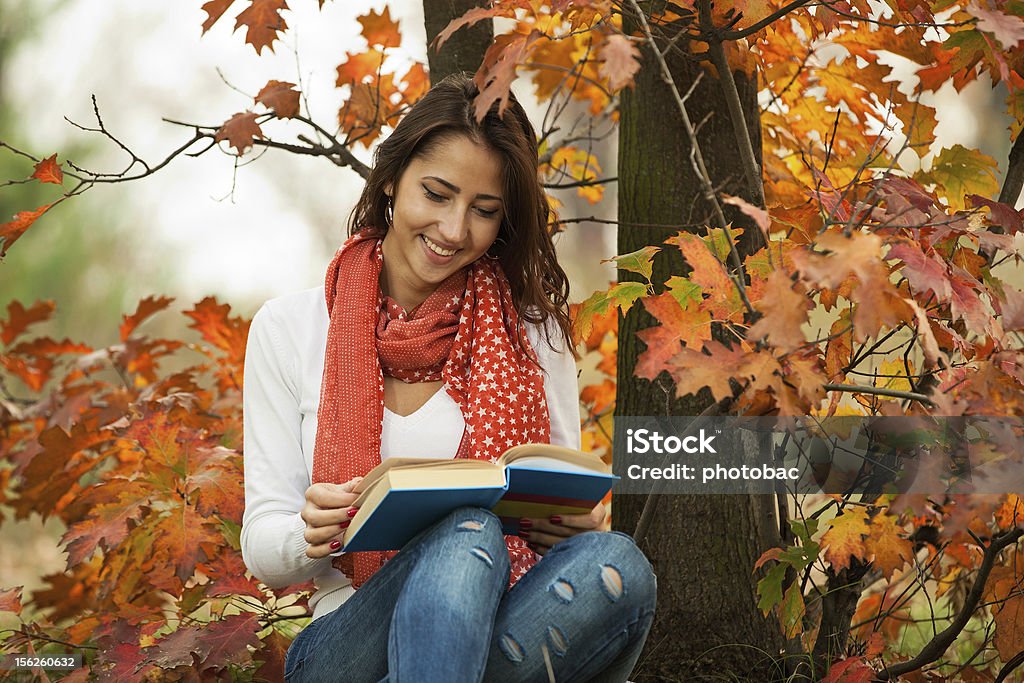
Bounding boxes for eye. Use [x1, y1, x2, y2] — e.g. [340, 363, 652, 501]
[422, 186, 445, 202]
[475, 206, 500, 218]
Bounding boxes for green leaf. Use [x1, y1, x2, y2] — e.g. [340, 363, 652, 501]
[665, 276, 702, 309]
[609, 246, 660, 282]
[756, 562, 788, 615]
[574, 282, 648, 340]
[790, 518, 819, 545]
[915, 144, 999, 211]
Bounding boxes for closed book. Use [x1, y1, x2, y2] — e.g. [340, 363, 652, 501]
[341, 444, 615, 552]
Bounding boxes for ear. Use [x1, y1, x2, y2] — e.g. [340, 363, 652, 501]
[384, 182, 393, 198]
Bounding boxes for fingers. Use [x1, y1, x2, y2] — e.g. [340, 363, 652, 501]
[306, 480, 362, 509]
[519, 504, 608, 556]
[302, 479, 363, 559]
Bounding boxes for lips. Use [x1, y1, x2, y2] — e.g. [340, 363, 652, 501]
[421, 235, 459, 257]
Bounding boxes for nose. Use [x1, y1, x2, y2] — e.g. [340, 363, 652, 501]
[437, 206, 469, 244]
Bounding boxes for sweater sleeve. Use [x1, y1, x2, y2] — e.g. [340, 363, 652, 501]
[528, 320, 582, 450]
[241, 304, 331, 588]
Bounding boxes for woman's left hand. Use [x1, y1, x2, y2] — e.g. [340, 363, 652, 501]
[519, 502, 608, 556]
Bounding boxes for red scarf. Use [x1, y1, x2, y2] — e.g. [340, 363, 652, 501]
[313, 233, 550, 589]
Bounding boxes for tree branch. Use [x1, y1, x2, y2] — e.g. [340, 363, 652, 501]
[822, 382, 935, 407]
[998, 131, 1024, 210]
[877, 528, 1024, 679]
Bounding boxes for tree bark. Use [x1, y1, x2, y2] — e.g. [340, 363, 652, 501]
[614, 4, 785, 678]
[422, 0, 493, 83]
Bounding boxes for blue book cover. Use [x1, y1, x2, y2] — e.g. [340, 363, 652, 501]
[341, 445, 616, 552]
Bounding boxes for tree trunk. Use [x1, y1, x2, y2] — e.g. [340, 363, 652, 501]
[422, 0, 493, 83]
[614, 5, 785, 679]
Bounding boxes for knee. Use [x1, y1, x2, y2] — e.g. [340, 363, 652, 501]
[442, 507, 509, 571]
[566, 531, 657, 611]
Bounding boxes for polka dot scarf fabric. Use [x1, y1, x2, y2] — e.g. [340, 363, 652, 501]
[313, 233, 550, 589]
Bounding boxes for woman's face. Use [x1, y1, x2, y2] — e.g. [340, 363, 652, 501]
[380, 134, 505, 310]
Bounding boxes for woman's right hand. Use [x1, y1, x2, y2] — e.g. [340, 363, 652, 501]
[302, 477, 363, 558]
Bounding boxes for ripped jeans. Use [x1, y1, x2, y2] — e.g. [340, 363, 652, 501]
[284, 506, 657, 683]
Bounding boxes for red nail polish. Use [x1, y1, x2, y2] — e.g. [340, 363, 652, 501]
[329, 540, 341, 550]
[519, 518, 533, 529]
[518, 530, 531, 540]
[340, 520, 350, 529]
[347, 508, 358, 518]
[549, 515, 563, 525]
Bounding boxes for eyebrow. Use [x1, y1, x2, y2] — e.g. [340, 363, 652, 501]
[423, 176, 502, 202]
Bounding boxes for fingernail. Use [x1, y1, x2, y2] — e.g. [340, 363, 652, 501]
[519, 518, 533, 529]
[549, 515, 562, 525]
[329, 540, 341, 550]
[340, 521, 350, 529]
[518, 530, 531, 540]
[347, 507, 358, 518]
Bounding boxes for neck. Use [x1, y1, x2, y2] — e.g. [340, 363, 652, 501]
[379, 238, 430, 312]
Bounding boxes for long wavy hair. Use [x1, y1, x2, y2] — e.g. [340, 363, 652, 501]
[348, 72, 575, 357]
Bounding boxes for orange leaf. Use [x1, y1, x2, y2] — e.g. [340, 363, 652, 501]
[996, 494, 1024, 529]
[358, 7, 401, 48]
[201, 0, 235, 33]
[184, 297, 251, 364]
[1, 300, 55, 345]
[635, 293, 712, 381]
[0, 586, 23, 615]
[599, 34, 641, 91]
[822, 507, 870, 572]
[336, 49, 386, 86]
[435, 6, 514, 48]
[667, 232, 744, 321]
[255, 80, 299, 118]
[474, 30, 542, 121]
[214, 112, 264, 155]
[747, 270, 810, 352]
[994, 594, 1024, 662]
[120, 296, 174, 342]
[580, 378, 616, 415]
[234, 0, 288, 55]
[663, 341, 752, 402]
[31, 154, 64, 185]
[866, 513, 913, 581]
[1, 203, 53, 256]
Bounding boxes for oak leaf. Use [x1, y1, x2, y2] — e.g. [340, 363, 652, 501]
[969, 194, 1024, 234]
[573, 282, 646, 341]
[201, 0, 235, 34]
[234, 0, 288, 55]
[747, 270, 810, 352]
[822, 507, 870, 572]
[915, 144, 999, 212]
[336, 49, 386, 86]
[0, 587, 22, 615]
[255, 80, 299, 118]
[435, 6, 516, 48]
[1, 300, 55, 345]
[667, 232, 744, 321]
[967, 1, 1024, 48]
[1, 203, 53, 256]
[887, 242, 951, 300]
[994, 594, 1024, 663]
[821, 656, 873, 683]
[214, 112, 264, 155]
[359, 7, 401, 48]
[32, 154, 64, 185]
[599, 34, 641, 91]
[474, 30, 542, 120]
[120, 295, 174, 342]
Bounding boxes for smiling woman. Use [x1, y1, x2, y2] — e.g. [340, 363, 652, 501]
[240, 73, 656, 683]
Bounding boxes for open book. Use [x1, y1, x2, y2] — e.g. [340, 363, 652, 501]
[341, 444, 616, 552]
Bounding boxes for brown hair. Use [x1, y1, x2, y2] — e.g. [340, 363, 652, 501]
[348, 72, 575, 357]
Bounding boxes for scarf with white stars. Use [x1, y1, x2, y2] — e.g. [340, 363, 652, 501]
[313, 232, 550, 589]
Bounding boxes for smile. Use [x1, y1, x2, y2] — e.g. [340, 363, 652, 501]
[421, 235, 459, 257]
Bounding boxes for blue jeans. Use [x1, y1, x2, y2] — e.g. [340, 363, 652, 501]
[284, 507, 657, 682]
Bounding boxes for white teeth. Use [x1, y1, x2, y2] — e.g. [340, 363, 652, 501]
[422, 235, 457, 257]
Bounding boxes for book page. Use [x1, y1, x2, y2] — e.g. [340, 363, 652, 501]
[498, 443, 611, 473]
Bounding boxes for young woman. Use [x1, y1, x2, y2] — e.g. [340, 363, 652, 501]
[242, 73, 656, 683]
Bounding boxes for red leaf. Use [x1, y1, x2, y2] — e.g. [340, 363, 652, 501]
[1, 203, 53, 256]
[667, 232, 744, 321]
[205, 552, 265, 599]
[966, 1, 1024, 48]
[822, 656, 873, 683]
[234, 0, 288, 55]
[1000, 286, 1024, 331]
[214, 112, 264, 155]
[184, 297, 251, 363]
[254, 629, 292, 683]
[887, 242, 951, 300]
[723, 194, 770, 237]
[196, 613, 261, 672]
[120, 295, 174, 342]
[31, 154, 64, 185]
[201, 0, 235, 34]
[1, 300, 55, 345]
[255, 79, 300, 118]
[0, 586, 23, 615]
[969, 194, 1024, 234]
